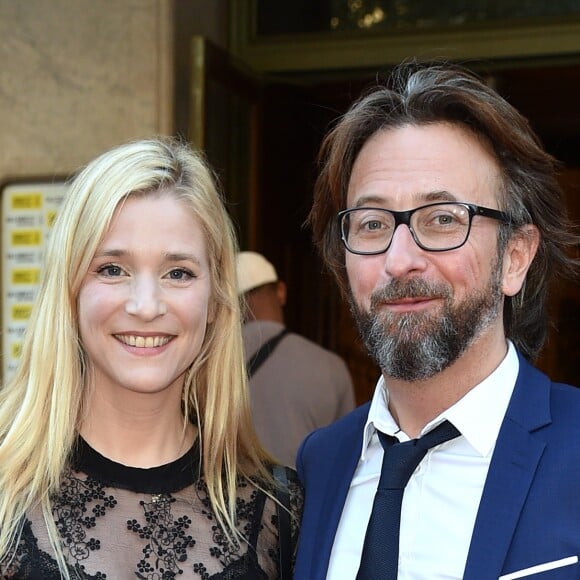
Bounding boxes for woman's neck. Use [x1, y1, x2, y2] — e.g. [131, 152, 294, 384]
[80, 387, 197, 468]
[80, 420, 197, 468]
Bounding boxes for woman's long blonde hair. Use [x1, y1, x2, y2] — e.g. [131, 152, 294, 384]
[0, 137, 272, 576]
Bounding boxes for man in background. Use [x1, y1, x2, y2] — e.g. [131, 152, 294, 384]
[236, 251, 355, 467]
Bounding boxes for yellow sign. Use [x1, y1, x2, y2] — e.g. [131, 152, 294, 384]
[11, 230, 42, 246]
[11, 304, 33, 320]
[10, 193, 43, 210]
[11, 269, 41, 285]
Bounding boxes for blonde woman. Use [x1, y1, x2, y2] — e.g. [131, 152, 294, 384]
[0, 137, 302, 579]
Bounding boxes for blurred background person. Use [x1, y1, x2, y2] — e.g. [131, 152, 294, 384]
[237, 251, 355, 467]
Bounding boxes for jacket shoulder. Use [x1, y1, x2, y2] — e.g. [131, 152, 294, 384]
[303, 403, 369, 444]
[296, 403, 370, 479]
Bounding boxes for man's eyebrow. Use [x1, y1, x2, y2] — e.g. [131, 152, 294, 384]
[351, 195, 384, 208]
[422, 190, 457, 203]
[351, 190, 457, 209]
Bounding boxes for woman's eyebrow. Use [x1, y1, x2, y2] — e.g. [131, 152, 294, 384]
[163, 252, 201, 265]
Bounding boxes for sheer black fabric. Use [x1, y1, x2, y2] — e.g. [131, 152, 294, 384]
[1, 438, 303, 579]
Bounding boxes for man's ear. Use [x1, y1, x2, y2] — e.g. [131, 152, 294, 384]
[502, 224, 540, 297]
[276, 280, 287, 307]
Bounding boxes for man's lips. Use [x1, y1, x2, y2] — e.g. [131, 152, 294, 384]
[379, 296, 439, 312]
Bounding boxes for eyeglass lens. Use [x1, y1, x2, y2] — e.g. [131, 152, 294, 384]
[342, 203, 471, 253]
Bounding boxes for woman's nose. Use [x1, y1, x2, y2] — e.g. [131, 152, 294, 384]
[125, 277, 167, 320]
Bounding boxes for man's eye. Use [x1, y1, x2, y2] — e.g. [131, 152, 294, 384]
[360, 219, 386, 232]
[435, 214, 455, 225]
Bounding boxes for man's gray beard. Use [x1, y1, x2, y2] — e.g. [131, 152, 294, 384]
[350, 259, 504, 382]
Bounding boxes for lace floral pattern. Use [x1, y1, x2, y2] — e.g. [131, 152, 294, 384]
[1, 440, 303, 579]
[128, 494, 196, 578]
[55, 473, 115, 565]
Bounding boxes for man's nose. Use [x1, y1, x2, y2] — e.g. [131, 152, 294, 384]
[382, 225, 429, 278]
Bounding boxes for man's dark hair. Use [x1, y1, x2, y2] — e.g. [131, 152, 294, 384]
[309, 60, 578, 361]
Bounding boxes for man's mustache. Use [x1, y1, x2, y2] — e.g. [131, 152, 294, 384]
[369, 278, 451, 310]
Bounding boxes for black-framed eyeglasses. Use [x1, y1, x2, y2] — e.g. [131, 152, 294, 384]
[338, 202, 511, 255]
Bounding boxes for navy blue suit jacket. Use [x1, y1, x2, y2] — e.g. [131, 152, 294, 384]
[295, 354, 580, 579]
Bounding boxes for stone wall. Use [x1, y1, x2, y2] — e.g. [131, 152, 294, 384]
[0, 0, 227, 180]
[0, 0, 177, 178]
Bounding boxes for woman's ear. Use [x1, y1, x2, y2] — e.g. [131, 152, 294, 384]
[207, 296, 216, 325]
[502, 224, 540, 297]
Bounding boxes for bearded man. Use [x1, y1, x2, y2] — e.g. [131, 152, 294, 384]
[294, 62, 580, 580]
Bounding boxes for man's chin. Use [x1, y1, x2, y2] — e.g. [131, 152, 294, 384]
[380, 313, 440, 340]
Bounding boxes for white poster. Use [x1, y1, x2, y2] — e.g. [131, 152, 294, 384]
[1, 180, 68, 382]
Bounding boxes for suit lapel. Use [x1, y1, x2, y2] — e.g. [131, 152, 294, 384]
[311, 411, 367, 579]
[463, 356, 551, 579]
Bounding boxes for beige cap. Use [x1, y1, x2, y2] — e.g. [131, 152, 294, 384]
[236, 251, 278, 294]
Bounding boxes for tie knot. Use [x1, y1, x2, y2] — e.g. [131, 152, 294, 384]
[416, 419, 461, 450]
[377, 420, 460, 490]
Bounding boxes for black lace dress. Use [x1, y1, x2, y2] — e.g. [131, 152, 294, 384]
[1, 438, 303, 579]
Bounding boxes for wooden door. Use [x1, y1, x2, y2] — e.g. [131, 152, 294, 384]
[189, 36, 262, 249]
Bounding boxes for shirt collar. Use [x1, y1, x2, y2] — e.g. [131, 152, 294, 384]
[362, 341, 520, 460]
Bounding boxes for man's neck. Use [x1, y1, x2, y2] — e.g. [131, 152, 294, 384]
[385, 335, 509, 438]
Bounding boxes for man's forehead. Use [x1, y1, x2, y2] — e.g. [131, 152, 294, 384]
[346, 123, 501, 208]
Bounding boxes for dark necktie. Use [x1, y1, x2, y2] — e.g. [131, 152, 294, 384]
[356, 419, 461, 580]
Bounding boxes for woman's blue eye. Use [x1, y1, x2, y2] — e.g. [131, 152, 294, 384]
[168, 268, 193, 280]
[98, 265, 123, 277]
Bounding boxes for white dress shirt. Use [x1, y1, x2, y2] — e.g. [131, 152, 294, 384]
[327, 342, 520, 580]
